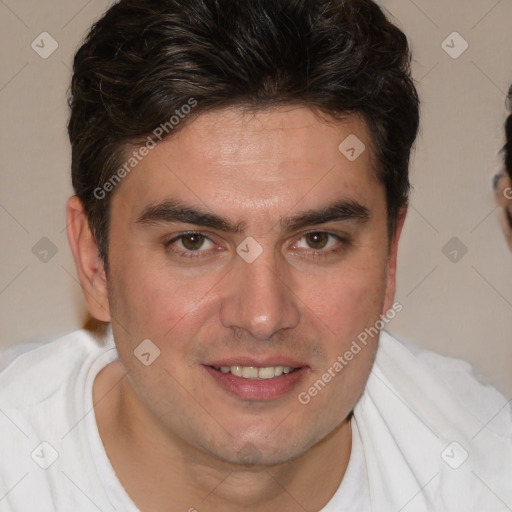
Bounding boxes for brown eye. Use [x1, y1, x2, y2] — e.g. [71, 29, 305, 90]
[180, 233, 206, 250]
[164, 232, 221, 260]
[292, 231, 346, 259]
[304, 232, 330, 249]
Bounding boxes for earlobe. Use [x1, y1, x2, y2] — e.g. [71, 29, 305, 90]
[66, 196, 111, 322]
[382, 207, 407, 315]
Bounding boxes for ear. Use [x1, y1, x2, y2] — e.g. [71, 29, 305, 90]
[494, 172, 512, 208]
[494, 172, 512, 251]
[382, 207, 407, 315]
[66, 196, 111, 322]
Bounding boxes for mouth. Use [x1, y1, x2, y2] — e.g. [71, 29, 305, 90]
[203, 361, 308, 401]
[211, 365, 298, 380]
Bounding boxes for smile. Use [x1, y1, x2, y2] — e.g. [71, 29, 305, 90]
[212, 365, 297, 380]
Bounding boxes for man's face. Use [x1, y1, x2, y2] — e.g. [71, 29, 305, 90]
[105, 107, 398, 466]
[495, 169, 512, 251]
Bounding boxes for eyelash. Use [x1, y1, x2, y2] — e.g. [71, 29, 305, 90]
[164, 231, 348, 260]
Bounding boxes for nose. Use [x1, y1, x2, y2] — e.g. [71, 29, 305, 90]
[219, 252, 301, 341]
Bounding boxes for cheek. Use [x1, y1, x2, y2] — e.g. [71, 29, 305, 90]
[300, 257, 388, 340]
[108, 250, 224, 339]
[297, 267, 386, 418]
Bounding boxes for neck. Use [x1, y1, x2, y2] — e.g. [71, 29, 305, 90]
[93, 361, 352, 512]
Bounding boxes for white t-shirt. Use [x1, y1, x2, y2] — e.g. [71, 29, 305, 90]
[0, 329, 508, 511]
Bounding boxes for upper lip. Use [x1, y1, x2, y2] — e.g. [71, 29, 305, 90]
[205, 356, 308, 368]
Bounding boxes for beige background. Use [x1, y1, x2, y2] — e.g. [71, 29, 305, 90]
[1, 0, 511, 395]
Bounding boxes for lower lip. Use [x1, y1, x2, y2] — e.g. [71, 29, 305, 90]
[203, 366, 308, 401]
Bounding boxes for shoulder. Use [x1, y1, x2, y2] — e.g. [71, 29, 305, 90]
[355, 332, 512, 509]
[0, 328, 118, 511]
[0, 328, 114, 408]
[380, 330, 512, 438]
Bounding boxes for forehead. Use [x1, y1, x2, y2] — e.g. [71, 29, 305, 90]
[165, 106, 375, 175]
[112, 106, 383, 222]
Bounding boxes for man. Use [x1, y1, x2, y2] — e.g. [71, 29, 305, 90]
[495, 85, 512, 250]
[0, 0, 511, 511]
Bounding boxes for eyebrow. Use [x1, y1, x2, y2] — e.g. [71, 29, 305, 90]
[135, 198, 370, 233]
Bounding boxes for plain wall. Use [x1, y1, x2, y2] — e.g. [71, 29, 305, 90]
[1, 0, 511, 395]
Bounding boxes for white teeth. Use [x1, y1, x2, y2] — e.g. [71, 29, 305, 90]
[258, 367, 275, 379]
[215, 365, 296, 379]
[242, 366, 259, 379]
[231, 365, 243, 377]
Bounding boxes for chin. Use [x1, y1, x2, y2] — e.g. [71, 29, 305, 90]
[208, 420, 332, 469]
[217, 442, 305, 468]
[199, 427, 309, 468]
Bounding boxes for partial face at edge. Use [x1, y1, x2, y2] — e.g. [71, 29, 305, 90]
[102, 107, 399, 465]
[495, 169, 512, 251]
